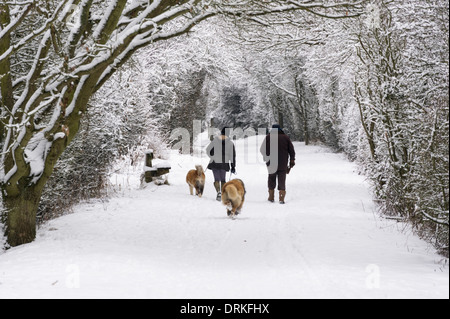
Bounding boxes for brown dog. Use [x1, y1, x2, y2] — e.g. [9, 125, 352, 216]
[221, 179, 246, 218]
[186, 165, 205, 197]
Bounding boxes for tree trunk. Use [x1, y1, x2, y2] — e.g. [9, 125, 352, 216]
[2, 187, 43, 247]
[303, 115, 310, 146]
[0, 4, 13, 138]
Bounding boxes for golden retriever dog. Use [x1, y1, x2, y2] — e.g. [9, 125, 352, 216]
[186, 165, 205, 197]
[221, 179, 246, 218]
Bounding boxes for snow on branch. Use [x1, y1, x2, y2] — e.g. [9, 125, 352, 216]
[217, 0, 365, 19]
[0, 0, 72, 63]
[0, 2, 33, 40]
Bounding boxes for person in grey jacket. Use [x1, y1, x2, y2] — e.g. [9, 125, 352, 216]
[206, 127, 236, 201]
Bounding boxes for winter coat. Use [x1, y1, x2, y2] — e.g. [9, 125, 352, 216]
[206, 135, 236, 172]
[260, 128, 296, 173]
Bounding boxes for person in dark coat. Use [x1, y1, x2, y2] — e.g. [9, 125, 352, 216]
[260, 124, 296, 204]
[206, 127, 236, 201]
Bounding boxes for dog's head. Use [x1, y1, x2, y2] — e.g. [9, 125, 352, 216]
[195, 180, 204, 196]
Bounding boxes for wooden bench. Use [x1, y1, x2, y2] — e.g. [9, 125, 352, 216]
[143, 150, 171, 184]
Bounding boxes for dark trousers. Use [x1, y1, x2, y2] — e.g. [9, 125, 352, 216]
[212, 169, 227, 182]
[268, 170, 287, 191]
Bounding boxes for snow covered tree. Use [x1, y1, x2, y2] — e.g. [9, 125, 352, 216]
[354, 0, 449, 254]
[37, 53, 169, 223]
[213, 84, 264, 131]
[263, 57, 319, 144]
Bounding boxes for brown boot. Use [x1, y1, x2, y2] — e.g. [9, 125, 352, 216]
[279, 190, 286, 204]
[268, 189, 275, 203]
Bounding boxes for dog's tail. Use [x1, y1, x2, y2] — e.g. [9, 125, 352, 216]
[195, 165, 204, 176]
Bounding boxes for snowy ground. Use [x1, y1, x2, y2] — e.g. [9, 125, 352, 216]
[0, 136, 448, 299]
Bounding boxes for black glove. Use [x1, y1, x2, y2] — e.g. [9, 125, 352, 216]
[231, 167, 236, 174]
[289, 160, 295, 168]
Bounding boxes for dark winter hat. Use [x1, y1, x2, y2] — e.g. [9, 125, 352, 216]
[271, 124, 284, 133]
[221, 127, 230, 136]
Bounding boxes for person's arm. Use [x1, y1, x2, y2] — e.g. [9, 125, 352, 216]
[288, 138, 296, 167]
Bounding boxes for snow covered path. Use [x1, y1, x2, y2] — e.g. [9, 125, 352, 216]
[0, 136, 448, 299]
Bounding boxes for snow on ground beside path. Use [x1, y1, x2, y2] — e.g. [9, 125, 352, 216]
[0, 136, 448, 299]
